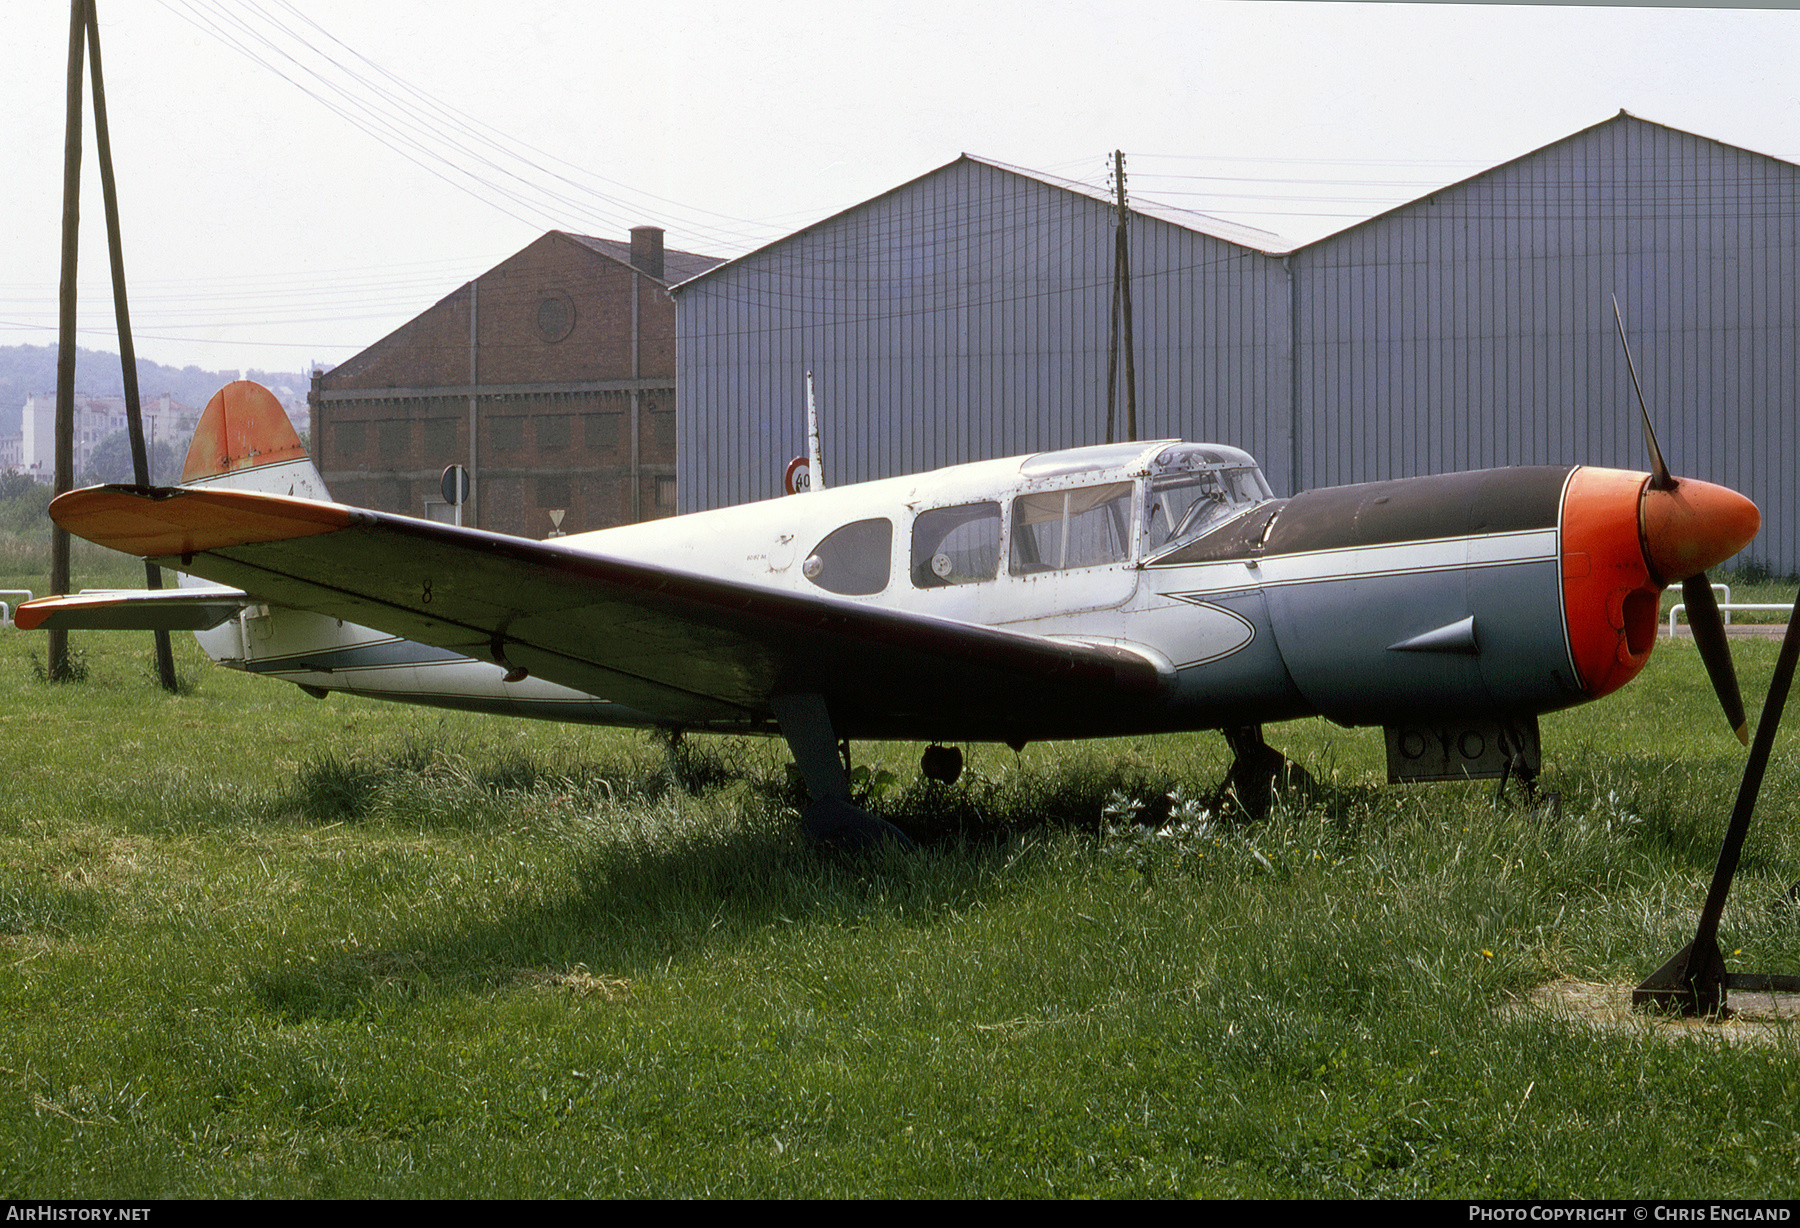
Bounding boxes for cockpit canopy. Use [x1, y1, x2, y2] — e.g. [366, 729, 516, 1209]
[801, 441, 1275, 595]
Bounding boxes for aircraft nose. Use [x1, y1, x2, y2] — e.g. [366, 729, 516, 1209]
[1561, 466, 1759, 705]
[1640, 478, 1760, 585]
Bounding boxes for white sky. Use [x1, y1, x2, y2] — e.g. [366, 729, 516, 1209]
[3, 1, 1798, 373]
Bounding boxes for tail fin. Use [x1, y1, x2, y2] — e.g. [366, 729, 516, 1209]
[180, 381, 329, 501]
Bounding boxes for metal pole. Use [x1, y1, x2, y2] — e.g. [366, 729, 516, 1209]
[466, 278, 478, 528]
[805, 371, 824, 491]
[86, 0, 177, 691]
[1634, 584, 1800, 1014]
[49, 0, 84, 681]
[630, 268, 642, 522]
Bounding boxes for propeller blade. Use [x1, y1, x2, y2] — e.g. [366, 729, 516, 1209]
[1683, 572, 1749, 745]
[1612, 294, 1675, 492]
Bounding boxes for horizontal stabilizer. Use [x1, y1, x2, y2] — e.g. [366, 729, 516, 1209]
[14, 587, 251, 632]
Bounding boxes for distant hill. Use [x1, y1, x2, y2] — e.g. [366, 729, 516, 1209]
[0, 345, 313, 435]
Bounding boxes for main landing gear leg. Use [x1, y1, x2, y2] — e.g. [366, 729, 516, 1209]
[770, 693, 913, 851]
[1492, 722, 1551, 811]
[1221, 725, 1311, 821]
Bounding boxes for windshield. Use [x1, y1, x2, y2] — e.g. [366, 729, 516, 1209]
[1144, 460, 1272, 555]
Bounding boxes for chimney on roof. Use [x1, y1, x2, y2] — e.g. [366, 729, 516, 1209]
[630, 226, 665, 280]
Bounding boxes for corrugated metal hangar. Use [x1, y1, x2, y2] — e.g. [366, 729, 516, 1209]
[672, 113, 1800, 572]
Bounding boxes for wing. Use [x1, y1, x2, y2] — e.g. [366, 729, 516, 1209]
[15, 586, 250, 632]
[49, 485, 1169, 741]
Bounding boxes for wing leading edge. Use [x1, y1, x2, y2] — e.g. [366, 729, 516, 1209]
[50, 484, 1170, 741]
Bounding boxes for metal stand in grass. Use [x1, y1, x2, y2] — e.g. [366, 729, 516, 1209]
[1634, 583, 1800, 1016]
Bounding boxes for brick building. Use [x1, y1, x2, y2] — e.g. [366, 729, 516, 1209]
[310, 228, 722, 539]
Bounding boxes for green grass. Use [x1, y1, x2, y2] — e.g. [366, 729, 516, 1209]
[5, 621, 1800, 1197]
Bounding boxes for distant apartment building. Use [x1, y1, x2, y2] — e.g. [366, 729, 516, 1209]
[310, 228, 722, 539]
[7, 392, 198, 481]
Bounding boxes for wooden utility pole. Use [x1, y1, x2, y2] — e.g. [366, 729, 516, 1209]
[48, 0, 180, 688]
[48, 0, 84, 681]
[87, 0, 177, 691]
[1104, 150, 1138, 443]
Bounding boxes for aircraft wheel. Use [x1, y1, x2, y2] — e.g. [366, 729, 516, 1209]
[921, 743, 963, 785]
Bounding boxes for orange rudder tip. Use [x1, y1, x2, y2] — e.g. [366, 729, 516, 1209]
[181, 381, 308, 484]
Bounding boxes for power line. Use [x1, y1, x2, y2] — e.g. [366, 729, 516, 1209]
[157, 0, 830, 255]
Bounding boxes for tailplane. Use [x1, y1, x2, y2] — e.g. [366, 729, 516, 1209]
[15, 380, 322, 636]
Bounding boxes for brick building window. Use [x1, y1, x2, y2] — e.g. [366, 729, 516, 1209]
[537, 476, 570, 507]
[535, 290, 575, 343]
[335, 421, 366, 453]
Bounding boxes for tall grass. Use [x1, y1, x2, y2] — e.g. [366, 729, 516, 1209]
[3, 628, 1800, 1196]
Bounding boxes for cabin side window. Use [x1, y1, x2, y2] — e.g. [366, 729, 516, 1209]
[1010, 481, 1134, 573]
[911, 502, 1001, 587]
[802, 518, 893, 595]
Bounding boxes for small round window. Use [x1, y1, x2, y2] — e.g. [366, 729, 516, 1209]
[535, 290, 575, 343]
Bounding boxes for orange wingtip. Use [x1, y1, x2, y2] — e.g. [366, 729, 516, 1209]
[50, 486, 355, 559]
[181, 381, 309, 484]
[10, 594, 123, 631]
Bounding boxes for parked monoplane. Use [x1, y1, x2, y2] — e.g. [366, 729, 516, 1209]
[23, 357, 1759, 846]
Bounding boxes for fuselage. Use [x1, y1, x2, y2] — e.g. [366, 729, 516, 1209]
[197, 437, 1756, 743]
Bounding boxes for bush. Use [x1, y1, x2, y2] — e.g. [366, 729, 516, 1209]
[0, 477, 52, 534]
[29, 647, 88, 683]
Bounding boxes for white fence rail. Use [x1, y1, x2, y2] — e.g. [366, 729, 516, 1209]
[1666, 583, 1796, 636]
[0, 590, 32, 627]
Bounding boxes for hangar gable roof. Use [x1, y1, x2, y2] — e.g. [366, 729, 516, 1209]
[1293, 110, 1800, 251]
[670, 153, 1289, 293]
